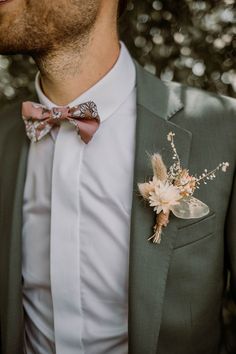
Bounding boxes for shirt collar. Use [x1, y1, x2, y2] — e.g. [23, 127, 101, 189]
[35, 42, 136, 123]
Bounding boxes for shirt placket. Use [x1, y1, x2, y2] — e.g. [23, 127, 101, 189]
[50, 122, 85, 354]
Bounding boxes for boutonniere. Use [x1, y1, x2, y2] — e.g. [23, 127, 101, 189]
[138, 132, 229, 244]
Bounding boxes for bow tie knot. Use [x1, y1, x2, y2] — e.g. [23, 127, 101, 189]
[51, 107, 70, 121]
[22, 101, 101, 144]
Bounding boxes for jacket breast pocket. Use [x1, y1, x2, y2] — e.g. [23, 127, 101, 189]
[174, 210, 216, 249]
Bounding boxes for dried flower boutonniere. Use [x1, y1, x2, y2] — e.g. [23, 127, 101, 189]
[138, 132, 229, 244]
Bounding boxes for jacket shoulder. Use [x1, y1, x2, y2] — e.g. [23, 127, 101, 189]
[166, 80, 236, 122]
[164, 80, 236, 165]
[135, 62, 235, 123]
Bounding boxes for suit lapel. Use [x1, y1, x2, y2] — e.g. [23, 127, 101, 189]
[128, 63, 192, 354]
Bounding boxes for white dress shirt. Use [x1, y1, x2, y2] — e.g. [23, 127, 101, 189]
[22, 42, 137, 354]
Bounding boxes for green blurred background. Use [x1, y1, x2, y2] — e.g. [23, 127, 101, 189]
[0, 0, 235, 109]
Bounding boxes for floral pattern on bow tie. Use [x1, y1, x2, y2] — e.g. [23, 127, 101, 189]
[22, 101, 100, 144]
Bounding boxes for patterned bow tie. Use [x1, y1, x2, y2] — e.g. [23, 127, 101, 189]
[22, 101, 101, 144]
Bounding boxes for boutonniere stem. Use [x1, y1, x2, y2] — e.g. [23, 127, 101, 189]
[149, 211, 170, 243]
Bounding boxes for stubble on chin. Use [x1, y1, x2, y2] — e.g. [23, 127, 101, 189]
[0, 0, 100, 56]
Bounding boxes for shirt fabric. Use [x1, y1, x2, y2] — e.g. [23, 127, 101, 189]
[22, 42, 137, 354]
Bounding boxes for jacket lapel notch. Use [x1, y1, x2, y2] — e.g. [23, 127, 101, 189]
[134, 61, 184, 121]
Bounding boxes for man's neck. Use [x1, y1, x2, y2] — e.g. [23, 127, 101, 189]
[34, 13, 120, 106]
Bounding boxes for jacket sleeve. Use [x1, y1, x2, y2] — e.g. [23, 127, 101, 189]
[224, 169, 236, 353]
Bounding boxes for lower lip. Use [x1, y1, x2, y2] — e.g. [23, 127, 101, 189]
[0, 0, 13, 4]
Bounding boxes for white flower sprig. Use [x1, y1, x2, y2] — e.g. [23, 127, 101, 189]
[138, 132, 229, 244]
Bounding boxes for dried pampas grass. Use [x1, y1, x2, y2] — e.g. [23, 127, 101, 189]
[151, 153, 167, 181]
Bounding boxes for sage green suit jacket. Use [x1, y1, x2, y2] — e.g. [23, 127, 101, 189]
[0, 62, 236, 354]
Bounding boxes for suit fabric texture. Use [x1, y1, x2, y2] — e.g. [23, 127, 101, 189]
[0, 62, 236, 354]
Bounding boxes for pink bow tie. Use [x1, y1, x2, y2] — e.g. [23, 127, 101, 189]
[22, 101, 100, 144]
